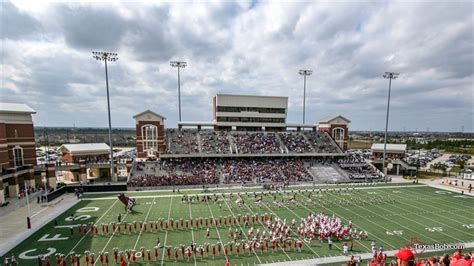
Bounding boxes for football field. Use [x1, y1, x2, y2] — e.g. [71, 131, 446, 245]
[2, 183, 473, 265]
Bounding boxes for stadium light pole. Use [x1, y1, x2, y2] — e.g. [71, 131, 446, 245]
[299, 69, 312, 124]
[92, 51, 118, 182]
[170, 61, 187, 122]
[382, 72, 399, 180]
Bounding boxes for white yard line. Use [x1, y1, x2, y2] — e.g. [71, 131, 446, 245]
[67, 200, 118, 254]
[238, 197, 292, 261]
[322, 194, 416, 248]
[330, 193, 450, 244]
[133, 197, 156, 250]
[383, 192, 472, 236]
[298, 194, 393, 250]
[205, 200, 228, 260]
[222, 197, 262, 264]
[264, 201, 321, 257]
[187, 202, 198, 266]
[160, 197, 173, 266]
[94, 212, 129, 265]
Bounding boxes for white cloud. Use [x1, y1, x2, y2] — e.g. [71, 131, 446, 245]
[1, 0, 472, 132]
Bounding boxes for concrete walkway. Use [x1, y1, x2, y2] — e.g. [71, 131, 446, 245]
[0, 193, 79, 256]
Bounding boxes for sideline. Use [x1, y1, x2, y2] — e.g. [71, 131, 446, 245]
[82, 184, 429, 201]
[0, 196, 80, 256]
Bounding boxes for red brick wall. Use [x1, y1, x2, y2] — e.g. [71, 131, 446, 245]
[3, 123, 36, 168]
[319, 124, 349, 151]
[136, 120, 165, 158]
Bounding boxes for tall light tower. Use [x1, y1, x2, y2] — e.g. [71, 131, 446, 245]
[92, 51, 118, 182]
[299, 69, 312, 124]
[382, 71, 399, 180]
[170, 61, 187, 122]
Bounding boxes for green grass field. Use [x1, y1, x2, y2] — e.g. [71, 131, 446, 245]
[2, 184, 473, 265]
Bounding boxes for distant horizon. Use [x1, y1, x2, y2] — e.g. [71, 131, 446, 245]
[33, 125, 473, 134]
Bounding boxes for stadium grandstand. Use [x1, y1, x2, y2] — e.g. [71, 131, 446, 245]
[128, 94, 384, 188]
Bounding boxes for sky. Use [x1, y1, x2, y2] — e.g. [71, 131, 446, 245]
[1, 0, 473, 132]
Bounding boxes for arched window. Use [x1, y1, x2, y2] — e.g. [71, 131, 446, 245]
[142, 125, 158, 155]
[13, 145, 24, 167]
[332, 127, 345, 149]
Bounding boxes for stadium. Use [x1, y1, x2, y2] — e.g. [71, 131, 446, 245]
[1, 1, 473, 266]
[0, 94, 472, 266]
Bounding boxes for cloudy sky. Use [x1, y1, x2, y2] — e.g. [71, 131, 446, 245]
[1, 0, 472, 132]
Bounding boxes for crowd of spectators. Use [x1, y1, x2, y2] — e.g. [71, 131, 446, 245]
[279, 133, 313, 153]
[200, 131, 231, 154]
[305, 132, 341, 153]
[233, 132, 282, 154]
[338, 155, 382, 180]
[163, 130, 341, 155]
[221, 158, 312, 184]
[166, 129, 199, 154]
[128, 159, 218, 186]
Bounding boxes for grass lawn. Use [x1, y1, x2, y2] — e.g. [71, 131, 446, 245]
[2, 184, 473, 265]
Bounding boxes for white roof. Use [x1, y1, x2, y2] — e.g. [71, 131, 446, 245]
[371, 143, 407, 152]
[0, 103, 36, 114]
[58, 143, 110, 155]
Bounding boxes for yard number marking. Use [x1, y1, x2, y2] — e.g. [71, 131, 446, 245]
[462, 224, 474, 229]
[76, 207, 100, 212]
[425, 227, 443, 232]
[386, 230, 403, 236]
[435, 191, 452, 194]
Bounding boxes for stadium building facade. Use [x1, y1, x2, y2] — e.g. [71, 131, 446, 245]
[212, 94, 288, 131]
[0, 103, 37, 203]
[134, 110, 166, 159]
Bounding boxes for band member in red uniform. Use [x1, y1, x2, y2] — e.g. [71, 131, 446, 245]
[186, 248, 191, 261]
[154, 246, 159, 261]
[104, 252, 109, 266]
[236, 243, 240, 256]
[174, 248, 179, 261]
[212, 244, 216, 257]
[113, 249, 118, 263]
[166, 246, 171, 259]
[70, 226, 74, 238]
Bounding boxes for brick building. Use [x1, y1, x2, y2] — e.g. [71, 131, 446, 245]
[0, 103, 37, 204]
[134, 110, 166, 159]
[318, 115, 350, 151]
[58, 143, 111, 163]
